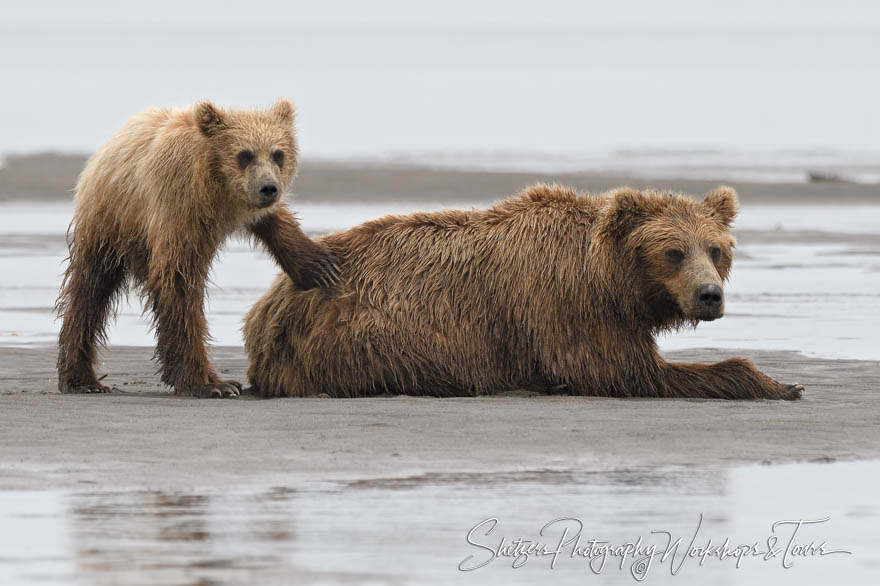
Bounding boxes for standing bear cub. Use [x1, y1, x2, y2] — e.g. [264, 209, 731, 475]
[57, 99, 339, 398]
[245, 184, 803, 400]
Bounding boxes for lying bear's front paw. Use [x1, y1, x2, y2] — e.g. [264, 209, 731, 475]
[297, 250, 340, 289]
[782, 382, 805, 401]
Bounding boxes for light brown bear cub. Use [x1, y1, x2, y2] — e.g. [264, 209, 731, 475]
[57, 99, 338, 398]
[245, 184, 804, 400]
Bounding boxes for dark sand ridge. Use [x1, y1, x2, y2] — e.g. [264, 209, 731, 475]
[1, 153, 878, 204]
[1, 345, 877, 492]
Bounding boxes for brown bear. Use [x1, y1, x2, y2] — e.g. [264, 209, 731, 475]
[57, 99, 339, 398]
[244, 184, 804, 400]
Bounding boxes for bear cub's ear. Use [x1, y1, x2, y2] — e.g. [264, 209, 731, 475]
[703, 186, 738, 227]
[271, 98, 295, 125]
[195, 101, 226, 137]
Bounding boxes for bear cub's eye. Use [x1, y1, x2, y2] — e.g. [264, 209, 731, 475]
[272, 150, 285, 167]
[710, 246, 722, 262]
[237, 150, 255, 170]
[665, 249, 685, 264]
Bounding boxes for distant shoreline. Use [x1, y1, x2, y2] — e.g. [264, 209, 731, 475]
[1, 152, 877, 204]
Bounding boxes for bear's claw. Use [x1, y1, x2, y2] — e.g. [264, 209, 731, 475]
[187, 380, 242, 399]
[62, 383, 115, 394]
[299, 251, 341, 290]
[784, 383, 805, 400]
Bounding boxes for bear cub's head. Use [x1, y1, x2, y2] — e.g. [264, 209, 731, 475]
[195, 99, 298, 210]
[606, 186, 738, 323]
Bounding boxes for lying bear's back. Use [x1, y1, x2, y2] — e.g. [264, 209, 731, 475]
[322, 184, 601, 297]
[244, 185, 604, 396]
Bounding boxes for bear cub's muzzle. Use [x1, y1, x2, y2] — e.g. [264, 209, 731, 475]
[258, 181, 280, 207]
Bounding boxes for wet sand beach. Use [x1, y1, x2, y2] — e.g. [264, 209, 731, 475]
[3, 345, 880, 490]
[1, 345, 879, 585]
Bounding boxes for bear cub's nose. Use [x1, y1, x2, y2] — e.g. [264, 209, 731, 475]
[259, 182, 279, 205]
[695, 284, 723, 309]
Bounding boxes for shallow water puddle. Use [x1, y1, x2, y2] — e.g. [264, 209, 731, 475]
[0, 461, 875, 585]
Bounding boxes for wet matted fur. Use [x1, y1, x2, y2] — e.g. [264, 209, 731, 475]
[244, 184, 803, 400]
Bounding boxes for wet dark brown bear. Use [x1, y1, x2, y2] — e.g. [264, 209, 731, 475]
[57, 99, 339, 398]
[244, 184, 804, 400]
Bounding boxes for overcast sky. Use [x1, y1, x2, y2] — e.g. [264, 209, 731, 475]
[3, 0, 878, 155]
[5, 0, 880, 30]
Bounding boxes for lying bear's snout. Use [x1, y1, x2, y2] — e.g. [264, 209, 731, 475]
[694, 284, 724, 319]
[258, 182, 279, 206]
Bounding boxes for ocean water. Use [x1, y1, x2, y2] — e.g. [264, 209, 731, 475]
[0, 199, 878, 360]
[1, 29, 879, 182]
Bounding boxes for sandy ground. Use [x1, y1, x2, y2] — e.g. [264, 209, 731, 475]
[2, 345, 878, 493]
[2, 346, 878, 584]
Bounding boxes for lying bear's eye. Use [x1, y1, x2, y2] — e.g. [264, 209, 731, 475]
[665, 249, 685, 264]
[272, 150, 285, 167]
[710, 246, 722, 262]
[237, 150, 255, 170]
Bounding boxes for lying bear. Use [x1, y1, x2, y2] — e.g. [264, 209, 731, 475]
[244, 184, 803, 400]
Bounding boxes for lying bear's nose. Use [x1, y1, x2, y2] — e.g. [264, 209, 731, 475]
[695, 284, 723, 308]
[259, 182, 279, 201]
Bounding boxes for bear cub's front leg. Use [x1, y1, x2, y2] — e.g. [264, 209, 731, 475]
[251, 207, 340, 290]
[145, 252, 245, 398]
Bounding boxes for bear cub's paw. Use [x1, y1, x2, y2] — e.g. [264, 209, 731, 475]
[61, 382, 115, 394]
[180, 380, 242, 399]
[297, 248, 341, 290]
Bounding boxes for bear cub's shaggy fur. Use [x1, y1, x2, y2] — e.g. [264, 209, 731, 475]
[57, 99, 338, 397]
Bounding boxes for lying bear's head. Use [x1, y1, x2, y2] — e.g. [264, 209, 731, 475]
[195, 99, 298, 210]
[604, 186, 738, 324]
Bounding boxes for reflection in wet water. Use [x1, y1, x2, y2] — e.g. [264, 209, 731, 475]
[1, 462, 875, 585]
[66, 488, 298, 585]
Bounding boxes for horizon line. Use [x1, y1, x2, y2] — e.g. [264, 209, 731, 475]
[3, 25, 880, 34]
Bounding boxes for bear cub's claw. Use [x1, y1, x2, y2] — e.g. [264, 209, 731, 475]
[62, 383, 115, 394]
[298, 250, 341, 290]
[187, 380, 242, 399]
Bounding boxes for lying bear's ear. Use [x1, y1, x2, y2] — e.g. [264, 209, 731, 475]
[599, 187, 665, 239]
[271, 98, 295, 125]
[195, 101, 226, 137]
[703, 186, 738, 227]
